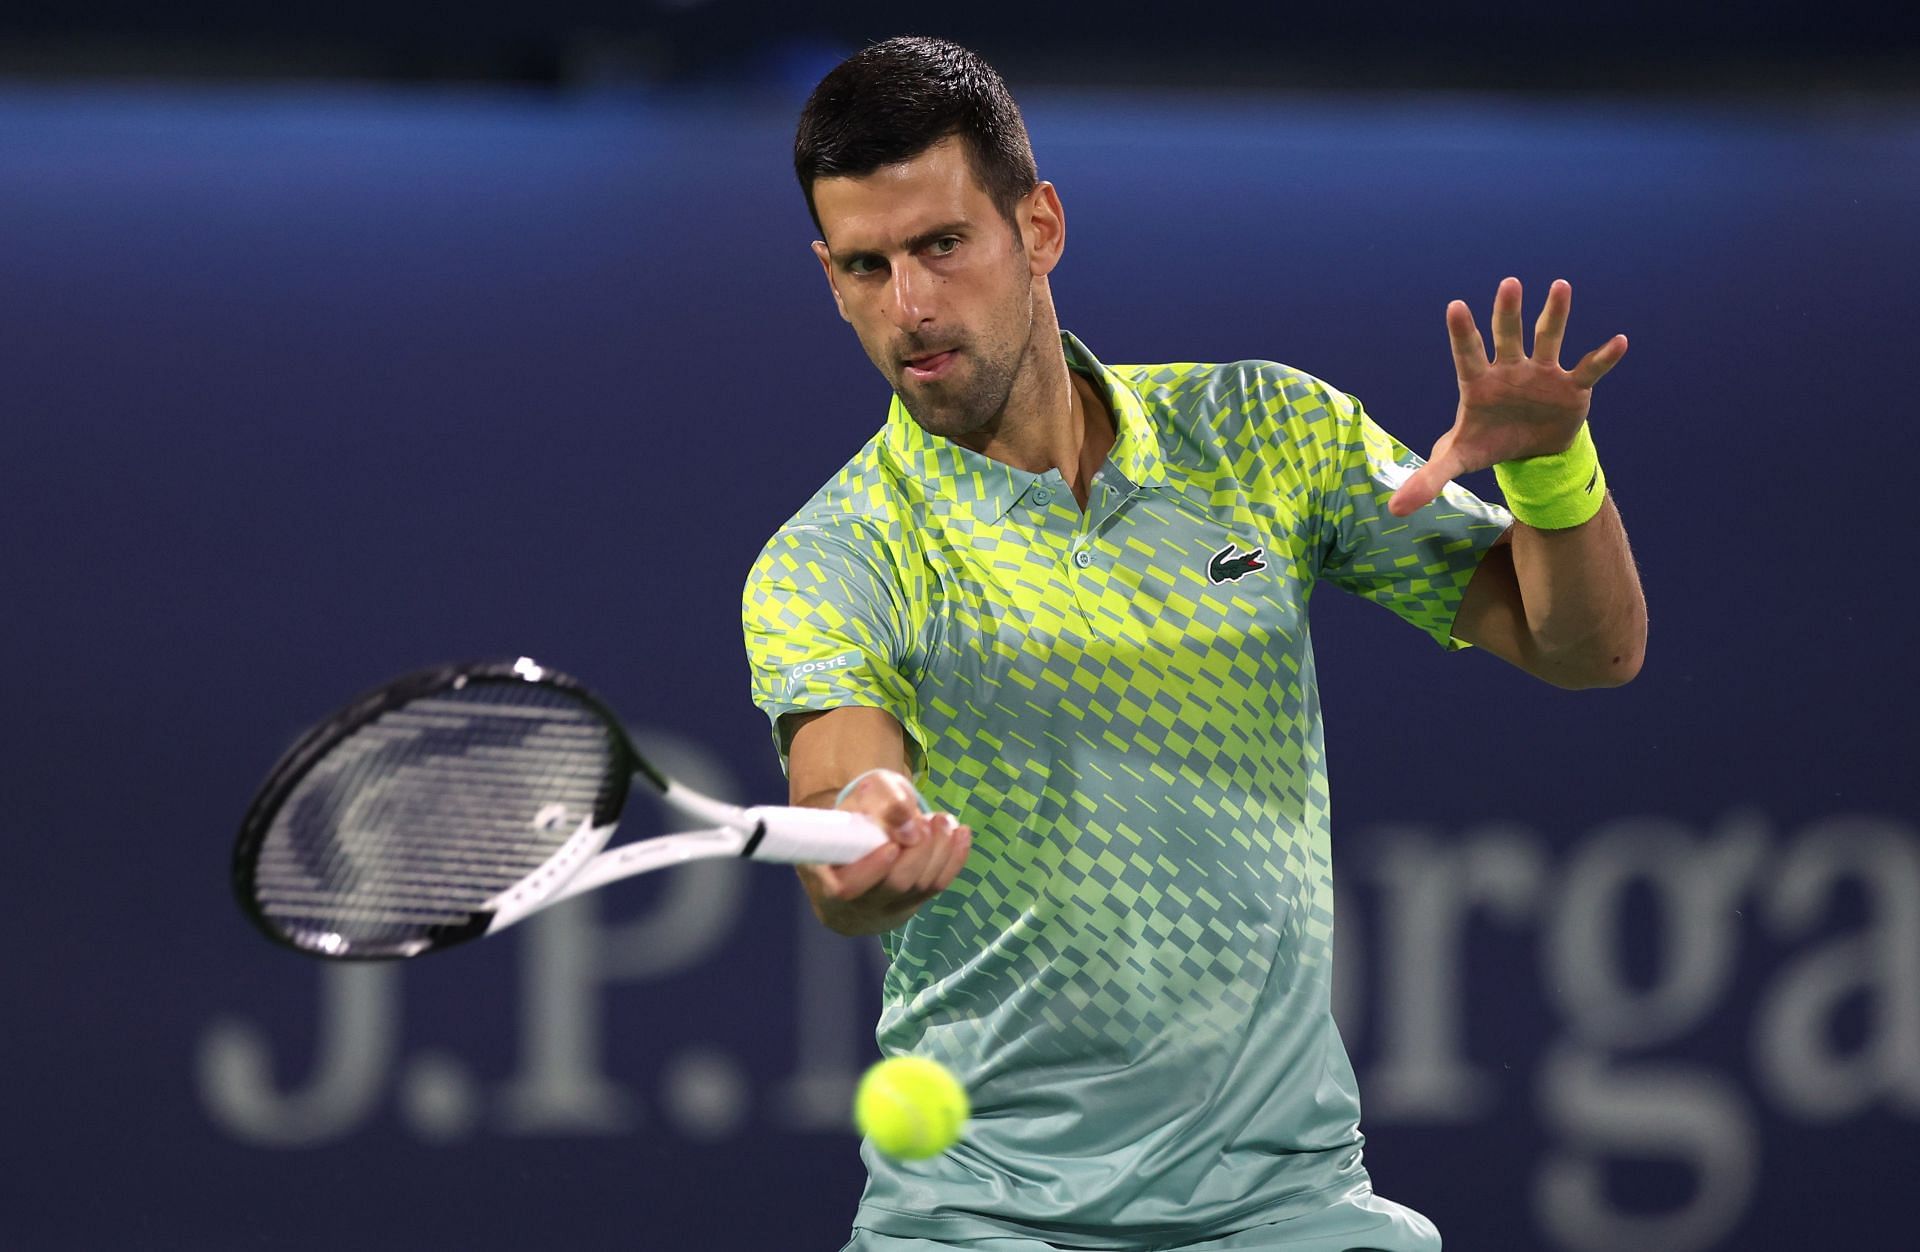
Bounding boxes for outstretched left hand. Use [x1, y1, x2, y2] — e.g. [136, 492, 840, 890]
[1388, 276, 1628, 518]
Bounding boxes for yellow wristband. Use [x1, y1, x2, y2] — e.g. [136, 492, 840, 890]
[1492, 422, 1607, 529]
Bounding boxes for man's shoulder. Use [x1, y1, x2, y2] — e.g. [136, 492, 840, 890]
[1107, 357, 1358, 458]
[1111, 357, 1316, 389]
[752, 431, 914, 569]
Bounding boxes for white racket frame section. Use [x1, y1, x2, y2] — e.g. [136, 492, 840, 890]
[482, 779, 885, 933]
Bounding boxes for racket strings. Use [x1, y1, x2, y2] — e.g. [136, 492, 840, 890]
[252, 683, 623, 956]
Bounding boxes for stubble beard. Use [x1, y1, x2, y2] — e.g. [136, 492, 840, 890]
[892, 280, 1038, 445]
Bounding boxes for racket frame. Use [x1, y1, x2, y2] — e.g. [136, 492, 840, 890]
[232, 658, 882, 960]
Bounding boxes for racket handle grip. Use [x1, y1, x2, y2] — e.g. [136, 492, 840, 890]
[741, 805, 889, 865]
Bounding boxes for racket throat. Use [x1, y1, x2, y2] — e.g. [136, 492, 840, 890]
[481, 817, 619, 933]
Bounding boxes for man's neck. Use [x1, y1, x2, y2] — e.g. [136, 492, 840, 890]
[1061, 371, 1115, 508]
[965, 352, 1115, 510]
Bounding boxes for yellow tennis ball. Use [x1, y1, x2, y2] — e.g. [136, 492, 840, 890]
[854, 1055, 969, 1160]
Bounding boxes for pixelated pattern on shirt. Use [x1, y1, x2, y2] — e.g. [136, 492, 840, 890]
[740, 333, 1510, 1239]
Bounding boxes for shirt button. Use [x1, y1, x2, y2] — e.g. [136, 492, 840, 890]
[1034, 487, 1053, 505]
[1073, 550, 1092, 569]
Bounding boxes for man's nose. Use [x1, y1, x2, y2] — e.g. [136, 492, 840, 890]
[888, 261, 934, 332]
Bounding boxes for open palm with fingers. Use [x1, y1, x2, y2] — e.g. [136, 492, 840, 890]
[1388, 276, 1627, 518]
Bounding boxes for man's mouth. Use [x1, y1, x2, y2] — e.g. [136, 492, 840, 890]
[904, 349, 958, 380]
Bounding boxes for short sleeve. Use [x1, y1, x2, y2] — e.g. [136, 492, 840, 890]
[1315, 390, 1513, 649]
[741, 523, 923, 773]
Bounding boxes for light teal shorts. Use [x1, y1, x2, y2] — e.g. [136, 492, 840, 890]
[840, 1189, 1440, 1252]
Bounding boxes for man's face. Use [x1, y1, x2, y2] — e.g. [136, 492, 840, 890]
[811, 138, 1039, 442]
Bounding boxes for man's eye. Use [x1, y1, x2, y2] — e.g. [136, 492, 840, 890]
[847, 256, 881, 276]
[931, 237, 960, 255]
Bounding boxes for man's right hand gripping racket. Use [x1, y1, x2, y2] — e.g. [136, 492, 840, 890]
[232, 657, 884, 960]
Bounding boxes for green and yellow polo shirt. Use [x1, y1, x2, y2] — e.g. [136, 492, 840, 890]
[742, 332, 1510, 1248]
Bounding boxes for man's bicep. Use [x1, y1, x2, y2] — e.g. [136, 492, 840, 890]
[1448, 536, 1533, 670]
[784, 706, 917, 807]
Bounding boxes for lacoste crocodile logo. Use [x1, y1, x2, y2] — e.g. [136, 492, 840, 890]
[1207, 543, 1267, 585]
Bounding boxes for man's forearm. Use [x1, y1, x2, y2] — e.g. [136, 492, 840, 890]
[796, 787, 842, 811]
[792, 785, 893, 935]
[787, 762, 970, 937]
[1507, 495, 1647, 688]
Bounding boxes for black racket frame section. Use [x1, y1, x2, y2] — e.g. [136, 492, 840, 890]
[231, 659, 665, 960]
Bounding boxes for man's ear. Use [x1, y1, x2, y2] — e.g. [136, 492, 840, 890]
[812, 240, 851, 323]
[1020, 182, 1066, 279]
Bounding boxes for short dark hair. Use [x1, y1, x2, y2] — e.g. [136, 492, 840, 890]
[794, 36, 1038, 238]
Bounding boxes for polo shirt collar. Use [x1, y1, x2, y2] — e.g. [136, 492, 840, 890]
[880, 331, 1167, 522]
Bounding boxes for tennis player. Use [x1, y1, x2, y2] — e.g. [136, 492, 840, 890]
[743, 37, 1645, 1252]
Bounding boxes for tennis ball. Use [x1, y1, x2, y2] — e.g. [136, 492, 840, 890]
[854, 1055, 969, 1160]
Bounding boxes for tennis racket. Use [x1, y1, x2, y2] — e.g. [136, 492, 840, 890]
[232, 656, 884, 960]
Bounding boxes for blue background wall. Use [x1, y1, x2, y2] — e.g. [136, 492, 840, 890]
[4, 76, 1917, 1251]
